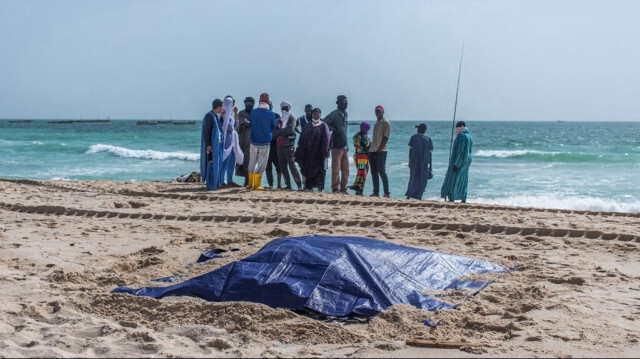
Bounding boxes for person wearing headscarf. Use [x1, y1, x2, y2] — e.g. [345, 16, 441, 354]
[274, 100, 302, 190]
[236, 97, 254, 186]
[247, 93, 277, 190]
[200, 99, 224, 190]
[348, 122, 371, 196]
[220, 96, 244, 188]
[406, 123, 433, 200]
[441, 121, 473, 203]
[265, 101, 282, 189]
[295, 108, 330, 192]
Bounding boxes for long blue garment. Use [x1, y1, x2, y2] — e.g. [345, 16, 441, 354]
[200, 111, 224, 190]
[441, 129, 473, 202]
[221, 151, 235, 184]
[406, 134, 433, 200]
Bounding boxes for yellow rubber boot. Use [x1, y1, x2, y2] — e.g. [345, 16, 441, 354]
[254, 174, 265, 190]
[246, 173, 254, 190]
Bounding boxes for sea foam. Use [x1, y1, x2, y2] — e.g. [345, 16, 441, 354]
[471, 195, 640, 213]
[87, 144, 198, 161]
[474, 149, 607, 163]
[475, 150, 562, 158]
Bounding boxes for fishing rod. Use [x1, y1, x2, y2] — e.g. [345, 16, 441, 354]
[449, 44, 464, 158]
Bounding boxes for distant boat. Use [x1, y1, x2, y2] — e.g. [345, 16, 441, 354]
[136, 120, 196, 125]
[83, 119, 110, 123]
[48, 120, 74, 124]
[48, 119, 110, 124]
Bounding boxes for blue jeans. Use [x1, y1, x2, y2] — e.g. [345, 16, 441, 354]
[222, 151, 235, 184]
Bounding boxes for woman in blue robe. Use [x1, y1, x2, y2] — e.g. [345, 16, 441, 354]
[200, 99, 224, 190]
[405, 123, 433, 200]
[441, 121, 473, 202]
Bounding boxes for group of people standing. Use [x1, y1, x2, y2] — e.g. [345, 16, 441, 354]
[200, 93, 473, 202]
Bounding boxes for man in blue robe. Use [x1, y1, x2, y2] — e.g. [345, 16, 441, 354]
[406, 123, 433, 200]
[441, 121, 473, 203]
[200, 99, 224, 190]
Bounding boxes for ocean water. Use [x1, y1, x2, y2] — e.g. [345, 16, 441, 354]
[1, 119, 639, 213]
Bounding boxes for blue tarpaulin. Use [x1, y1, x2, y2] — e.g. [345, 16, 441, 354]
[113, 235, 506, 317]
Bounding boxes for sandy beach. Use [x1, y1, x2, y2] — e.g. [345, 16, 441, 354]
[0, 178, 638, 357]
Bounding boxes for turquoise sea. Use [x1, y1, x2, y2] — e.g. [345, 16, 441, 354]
[1, 119, 639, 213]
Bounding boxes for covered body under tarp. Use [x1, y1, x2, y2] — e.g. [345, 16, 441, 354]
[113, 235, 506, 317]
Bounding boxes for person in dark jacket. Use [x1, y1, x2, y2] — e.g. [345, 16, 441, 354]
[274, 101, 302, 189]
[236, 96, 254, 186]
[295, 108, 331, 192]
[323, 95, 349, 194]
[406, 123, 433, 200]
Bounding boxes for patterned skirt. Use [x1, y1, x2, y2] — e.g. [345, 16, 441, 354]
[352, 153, 369, 190]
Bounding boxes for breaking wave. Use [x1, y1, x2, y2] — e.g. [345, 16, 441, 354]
[470, 195, 640, 213]
[475, 150, 603, 162]
[86, 144, 198, 161]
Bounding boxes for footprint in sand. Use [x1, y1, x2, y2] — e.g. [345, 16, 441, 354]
[548, 277, 585, 285]
[0, 321, 15, 334]
[71, 325, 116, 339]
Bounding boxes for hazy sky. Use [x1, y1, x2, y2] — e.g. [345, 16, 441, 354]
[1, 0, 639, 121]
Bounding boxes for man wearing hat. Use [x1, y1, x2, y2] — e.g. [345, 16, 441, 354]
[323, 95, 350, 194]
[406, 123, 433, 200]
[369, 105, 391, 197]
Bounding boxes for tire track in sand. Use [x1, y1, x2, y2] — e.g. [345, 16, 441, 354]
[2, 178, 638, 219]
[1, 201, 637, 243]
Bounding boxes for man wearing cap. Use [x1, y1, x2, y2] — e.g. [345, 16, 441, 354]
[200, 99, 224, 190]
[247, 93, 278, 190]
[323, 95, 349, 194]
[441, 121, 473, 203]
[406, 123, 433, 200]
[236, 96, 255, 186]
[369, 105, 391, 197]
